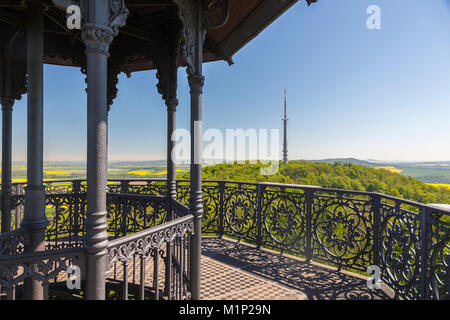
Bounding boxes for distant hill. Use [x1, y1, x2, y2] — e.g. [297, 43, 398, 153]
[178, 161, 450, 204]
[9, 157, 450, 185]
[304, 158, 382, 167]
[294, 158, 450, 185]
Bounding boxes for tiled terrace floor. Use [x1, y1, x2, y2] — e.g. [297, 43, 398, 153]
[43, 237, 391, 300]
[201, 237, 391, 300]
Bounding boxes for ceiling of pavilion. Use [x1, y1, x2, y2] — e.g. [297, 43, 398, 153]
[0, 0, 318, 74]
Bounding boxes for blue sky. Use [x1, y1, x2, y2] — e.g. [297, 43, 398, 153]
[7, 0, 450, 162]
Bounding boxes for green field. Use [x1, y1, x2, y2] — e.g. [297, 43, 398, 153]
[3, 161, 190, 182]
[7, 159, 450, 204]
[314, 158, 450, 184]
[396, 165, 450, 184]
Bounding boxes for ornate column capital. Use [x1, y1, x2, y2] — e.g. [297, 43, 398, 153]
[188, 74, 205, 94]
[166, 98, 179, 112]
[1, 97, 15, 112]
[81, 24, 114, 57]
[80, 0, 129, 56]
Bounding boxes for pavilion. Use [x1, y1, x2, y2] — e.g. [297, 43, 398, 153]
[0, 0, 319, 300]
[0, 0, 447, 301]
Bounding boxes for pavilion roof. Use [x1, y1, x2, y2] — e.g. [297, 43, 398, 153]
[0, 0, 317, 73]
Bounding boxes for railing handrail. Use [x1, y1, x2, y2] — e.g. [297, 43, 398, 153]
[7, 178, 450, 211]
[9, 178, 450, 211]
[169, 198, 190, 217]
[107, 193, 166, 201]
[107, 214, 194, 248]
[0, 247, 83, 264]
[3, 178, 449, 300]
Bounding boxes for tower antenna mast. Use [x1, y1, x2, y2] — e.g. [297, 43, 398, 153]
[282, 89, 288, 165]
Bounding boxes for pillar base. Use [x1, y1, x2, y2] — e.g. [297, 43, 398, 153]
[85, 249, 107, 300]
[22, 186, 47, 229]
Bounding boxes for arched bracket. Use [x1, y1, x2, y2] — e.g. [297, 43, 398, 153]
[155, 16, 182, 109]
[0, 27, 27, 101]
[306, 0, 319, 5]
[108, 0, 129, 36]
[172, 0, 196, 75]
[172, 0, 205, 76]
[107, 71, 119, 109]
[204, 0, 230, 30]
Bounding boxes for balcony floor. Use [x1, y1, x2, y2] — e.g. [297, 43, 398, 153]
[201, 237, 390, 300]
[45, 237, 391, 300]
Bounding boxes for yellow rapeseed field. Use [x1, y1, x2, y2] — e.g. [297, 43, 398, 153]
[128, 170, 152, 176]
[45, 171, 69, 175]
[128, 169, 185, 176]
[427, 183, 450, 190]
[153, 169, 185, 175]
[375, 166, 403, 174]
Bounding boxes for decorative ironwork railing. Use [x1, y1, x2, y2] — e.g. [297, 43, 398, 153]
[0, 228, 27, 256]
[0, 248, 83, 300]
[106, 213, 194, 300]
[5, 186, 170, 250]
[1, 182, 192, 300]
[106, 193, 169, 238]
[1, 179, 449, 300]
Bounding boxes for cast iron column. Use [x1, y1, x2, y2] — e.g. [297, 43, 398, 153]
[167, 99, 178, 201]
[82, 0, 114, 300]
[22, 1, 48, 300]
[188, 74, 204, 301]
[164, 98, 178, 297]
[1, 97, 14, 233]
[187, 2, 205, 300]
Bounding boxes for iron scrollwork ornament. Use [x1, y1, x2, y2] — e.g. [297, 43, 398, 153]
[204, 0, 230, 30]
[172, 0, 197, 75]
[109, 0, 129, 37]
[174, 0, 230, 72]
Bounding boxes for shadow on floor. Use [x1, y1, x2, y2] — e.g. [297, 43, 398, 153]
[202, 237, 390, 300]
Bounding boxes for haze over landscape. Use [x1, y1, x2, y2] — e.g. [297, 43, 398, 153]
[1, 0, 449, 303]
[3, 0, 450, 163]
[3, 1, 450, 199]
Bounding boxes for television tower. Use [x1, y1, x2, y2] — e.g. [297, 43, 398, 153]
[282, 89, 288, 165]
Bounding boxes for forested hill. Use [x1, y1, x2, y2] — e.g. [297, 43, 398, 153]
[178, 161, 450, 204]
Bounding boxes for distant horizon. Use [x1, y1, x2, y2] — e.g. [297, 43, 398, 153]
[5, 157, 450, 165]
[4, 1, 450, 165]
